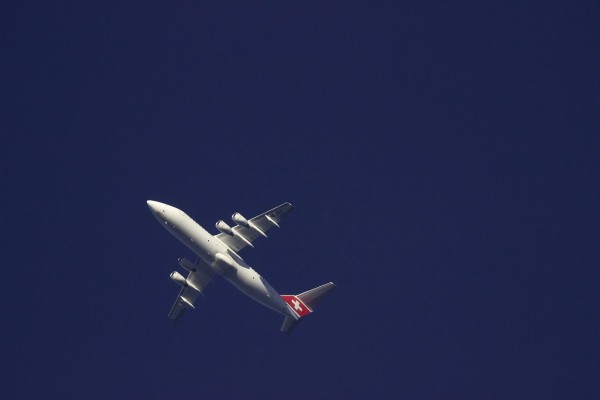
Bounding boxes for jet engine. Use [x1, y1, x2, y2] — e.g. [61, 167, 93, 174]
[215, 220, 233, 235]
[232, 212, 249, 228]
[232, 212, 267, 238]
[170, 271, 187, 287]
[170, 271, 201, 292]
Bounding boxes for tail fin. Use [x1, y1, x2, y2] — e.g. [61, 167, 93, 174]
[280, 282, 336, 334]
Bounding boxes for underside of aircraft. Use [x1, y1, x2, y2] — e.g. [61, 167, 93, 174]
[147, 200, 336, 334]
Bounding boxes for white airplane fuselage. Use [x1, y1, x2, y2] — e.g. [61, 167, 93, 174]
[147, 201, 295, 318]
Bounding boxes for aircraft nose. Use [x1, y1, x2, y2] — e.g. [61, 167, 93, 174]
[147, 200, 159, 213]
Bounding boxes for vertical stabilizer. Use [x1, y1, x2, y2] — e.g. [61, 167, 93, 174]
[280, 282, 336, 334]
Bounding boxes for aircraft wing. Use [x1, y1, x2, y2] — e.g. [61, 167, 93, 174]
[168, 257, 215, 321]
[216, 202, 294, 252]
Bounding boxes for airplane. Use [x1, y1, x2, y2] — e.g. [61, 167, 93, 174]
[146, 200, 336, 334]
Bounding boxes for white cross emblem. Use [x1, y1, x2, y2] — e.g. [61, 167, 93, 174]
[291, 299, 303, 312]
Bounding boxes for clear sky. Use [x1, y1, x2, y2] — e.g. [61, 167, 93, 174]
[2, 2, 599, 399]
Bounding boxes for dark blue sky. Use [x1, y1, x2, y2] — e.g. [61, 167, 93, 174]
[2, 2, 599, 399]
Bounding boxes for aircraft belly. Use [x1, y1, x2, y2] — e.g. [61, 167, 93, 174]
[175, 227, 286, 313]
[174, 223, 220, 264]
[226, 269, 287, 314]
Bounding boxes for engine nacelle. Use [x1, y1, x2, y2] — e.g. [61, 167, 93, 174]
[232, 212, 250, 228]
[170, 271, 187, 287]
[216, 220, 233, 235]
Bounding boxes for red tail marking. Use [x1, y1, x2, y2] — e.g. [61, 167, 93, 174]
[281, 295, 311, 317]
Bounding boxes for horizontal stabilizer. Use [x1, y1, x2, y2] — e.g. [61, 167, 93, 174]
[281, 316, 301, 335]
[297, 282, 337, 310]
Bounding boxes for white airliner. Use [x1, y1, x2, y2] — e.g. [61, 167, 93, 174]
[147, 200, 336, 334]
